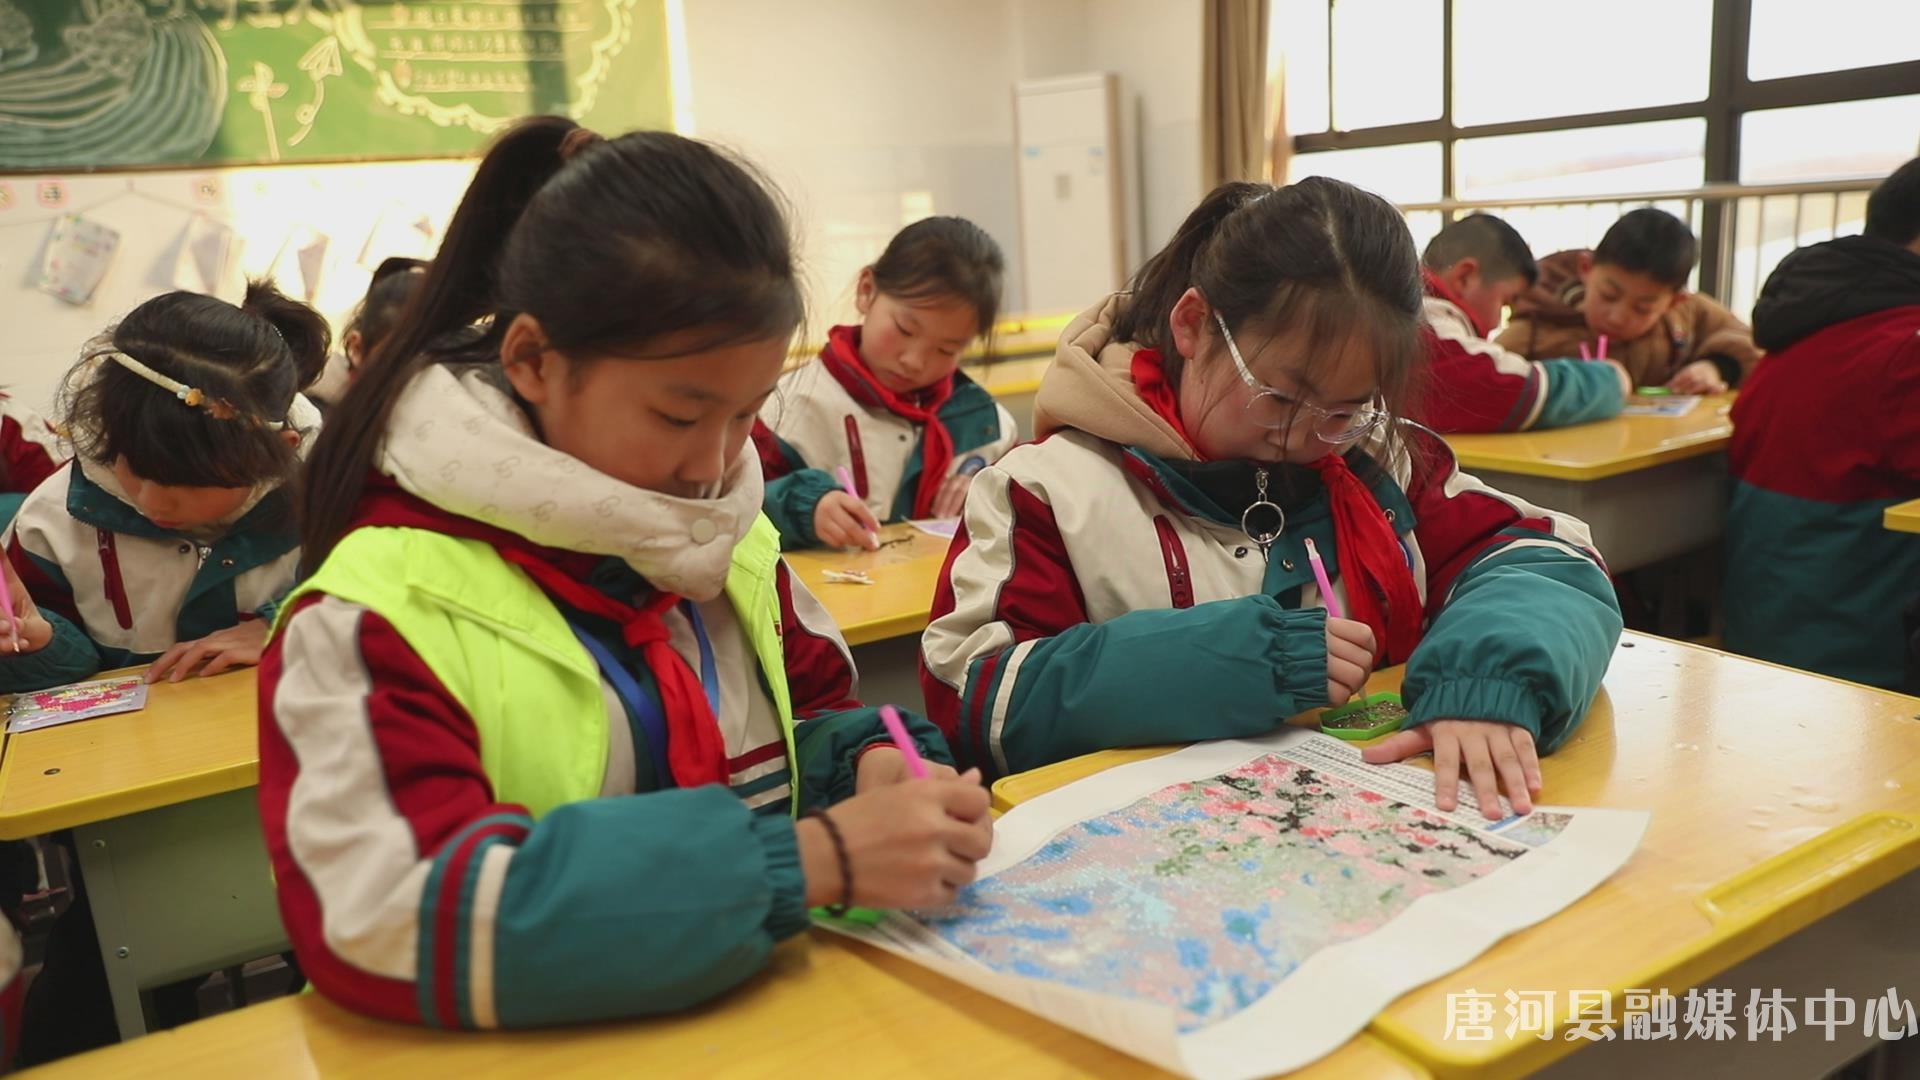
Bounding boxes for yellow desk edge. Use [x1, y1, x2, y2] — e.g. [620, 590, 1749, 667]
[0, 761, 260, 840]
[1447, 429, 1731, 482]
[837, 611, 934, 648]
[990, 747, 1920, 1079]
[1884, 498, 1920, 534]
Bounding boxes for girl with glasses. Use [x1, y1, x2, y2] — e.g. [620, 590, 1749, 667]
[920, 178, 1623, 820]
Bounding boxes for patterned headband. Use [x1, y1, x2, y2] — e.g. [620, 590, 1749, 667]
[94, 350, 286, 431]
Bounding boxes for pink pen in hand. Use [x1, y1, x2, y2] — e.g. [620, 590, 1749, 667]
[1597, 334, 1609, 362]
[878, 705, 930, 779]
[833, 465, 879, 549]
[1304, 536, 1345, 621]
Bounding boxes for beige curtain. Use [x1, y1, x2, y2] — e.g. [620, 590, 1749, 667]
[1200, 0, 1272, 189]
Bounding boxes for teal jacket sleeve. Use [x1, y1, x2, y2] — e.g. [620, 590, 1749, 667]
[1534, 359, 1627, 429]
[1402, 449, 1623, 751]
[764, 468, 840, 552]
[928, 594, 1331, 780]
[490, 789, 811, 1025]
[0, 609, 105, 693]
[776, 559, 958, 806]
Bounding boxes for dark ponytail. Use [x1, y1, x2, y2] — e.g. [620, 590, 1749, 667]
[301, 116, 804, 565]
[242, 280, 331, 390]
[60, 279, 329, 490]
[1110, 177, 1425, 422]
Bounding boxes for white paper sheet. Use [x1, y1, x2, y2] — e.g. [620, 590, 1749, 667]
[357, 204, 436, 270]
[909, 517, 960, 539]
[820, 730, 1647, 1080]
[36, 214, 120, 305]
[269, 225, 330, 301]
[171, 214, 241, 295]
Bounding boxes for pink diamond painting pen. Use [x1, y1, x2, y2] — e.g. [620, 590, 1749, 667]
[1303, 536, 1345, 621]
[833, 465, 879, 549]
[1597, 333, 1609, 361]
[1579, 341, 1592, 361]
[878, 705, 929, 779]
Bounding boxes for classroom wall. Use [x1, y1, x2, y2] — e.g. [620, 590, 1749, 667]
[1013, 0, 1207, 265]
[0, 3, 1209, 413]
[0, 160, 476, 415]
[681, 0, 1027, 331]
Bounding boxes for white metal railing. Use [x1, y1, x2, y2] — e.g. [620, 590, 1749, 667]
[1396, 179, 1880, 320]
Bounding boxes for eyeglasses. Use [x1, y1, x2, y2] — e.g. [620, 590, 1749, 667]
[1214, 312, 1385, 443]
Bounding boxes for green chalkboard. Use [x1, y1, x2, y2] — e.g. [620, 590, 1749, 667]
[0, 0, 674, 169]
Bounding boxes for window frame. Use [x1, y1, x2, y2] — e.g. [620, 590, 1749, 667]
[1284, 0, 1920, 297]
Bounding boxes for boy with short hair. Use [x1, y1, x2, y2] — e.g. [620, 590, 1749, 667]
[1497, 208, 1761, 392]
[1420, 213, 1630, 432]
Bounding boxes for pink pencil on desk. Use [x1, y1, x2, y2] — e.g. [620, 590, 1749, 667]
[1303, 536, 1345, 620]
[879, 705, 930, 779]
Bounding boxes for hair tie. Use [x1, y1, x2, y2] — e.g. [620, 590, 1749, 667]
[559, 126, 604, 162]
[93, 349, 286, 431]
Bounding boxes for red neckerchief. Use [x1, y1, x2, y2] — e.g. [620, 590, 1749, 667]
[1421, 267, 1489, 337]
[348, 479, 729, 789]
[1130, 349, 1420, 658]
[1129, 347, 1207, 460]
[819, 325, 955, 517]
[1306, 453, 1423, 664]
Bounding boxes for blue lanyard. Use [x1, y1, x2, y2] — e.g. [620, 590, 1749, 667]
[565, 601, 722, 785]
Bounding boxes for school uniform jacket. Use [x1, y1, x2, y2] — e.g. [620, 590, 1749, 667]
[258, 364, 951, 1029]
[0, 394, 63, 500]
[920, 295, 1623, 779]
[1496, 250, 1762, 389]
[1726, 236, 1920, 690]
[1419, 270, 1624, 433]
[757, 331, 1017, 548]
[0, 396, 320, 693]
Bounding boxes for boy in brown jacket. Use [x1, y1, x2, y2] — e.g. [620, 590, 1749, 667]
[1496, 208, 1762, 392]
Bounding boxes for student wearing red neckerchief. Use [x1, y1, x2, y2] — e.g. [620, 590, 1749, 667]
[922, 179, 1623, 821]
[755, 218, 1016, 550]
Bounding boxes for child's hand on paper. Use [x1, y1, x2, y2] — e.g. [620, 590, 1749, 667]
[930, 473, 974, 519]
[145, 619, 272, 683]
[815, 490, 881, 550]
[0, 558, 53, 656]
[1665, 360, 1727, 395]
[801, 769, 993, 909]
[1361, 719, 1540, 820]
[1324, 617, 1376, 706]
[856, 744, 960, 792]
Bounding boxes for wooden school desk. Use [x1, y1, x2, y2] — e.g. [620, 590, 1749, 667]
[0, 668, 282, 1040]
[25, 928, 1431, 1080]
[1443, 394, 1735, 573]
[1883, 498, 1920, 534]
[996, 632, 1920, 1079]
[784, 522, 955, 707]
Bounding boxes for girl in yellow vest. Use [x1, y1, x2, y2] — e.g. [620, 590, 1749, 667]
[259, 117, 992, 1029]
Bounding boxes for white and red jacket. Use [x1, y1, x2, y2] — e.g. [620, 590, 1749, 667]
[259, 364, 952, 1029]
[1419, 270, 1625, 433]
[0, 396, 319, 692]
[920, 295, 1623, 779]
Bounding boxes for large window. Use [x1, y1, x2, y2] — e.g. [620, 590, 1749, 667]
[1269, 0, 1920, 307]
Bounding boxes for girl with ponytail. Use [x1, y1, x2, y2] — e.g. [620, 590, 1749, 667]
[261, 117, 989, 1030]
[0, 279, 328, 693]
[922, 177, 1625, 820]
